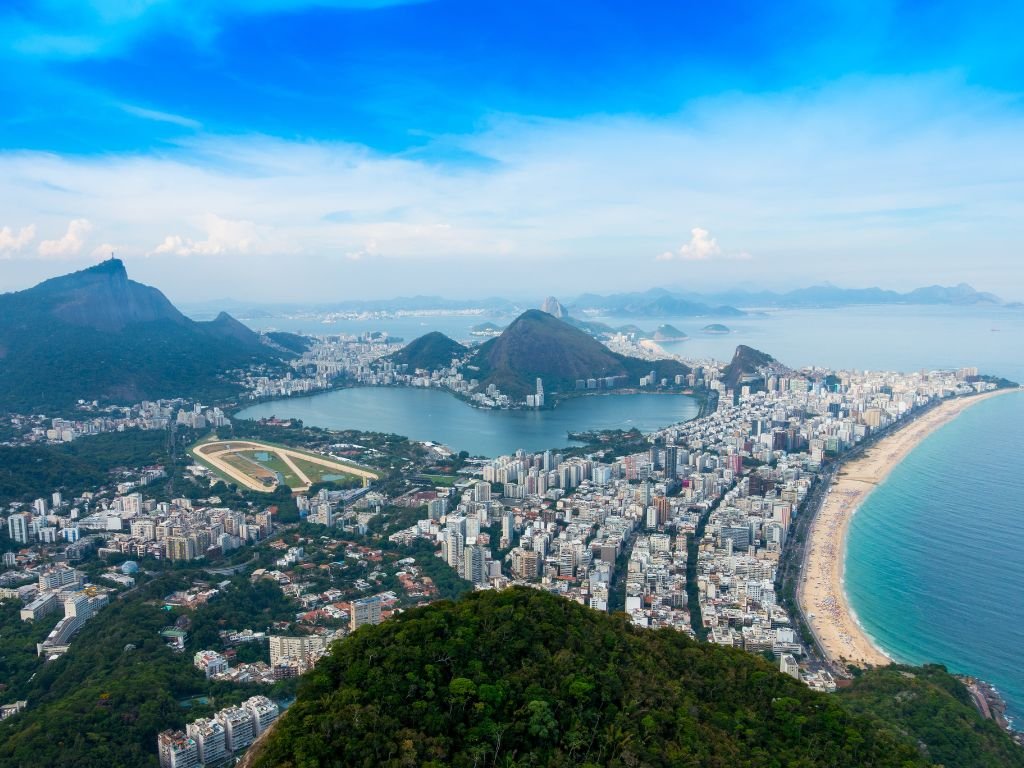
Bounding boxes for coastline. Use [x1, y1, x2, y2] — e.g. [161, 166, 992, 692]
[798, 387, 1021, 669]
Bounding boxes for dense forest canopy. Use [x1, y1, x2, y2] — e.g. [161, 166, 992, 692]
[251, 588, 1022, 768]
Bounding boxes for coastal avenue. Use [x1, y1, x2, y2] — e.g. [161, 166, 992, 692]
[192, 440, 379, 493]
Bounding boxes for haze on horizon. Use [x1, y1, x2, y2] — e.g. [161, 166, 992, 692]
[1, 1, 1022, 303]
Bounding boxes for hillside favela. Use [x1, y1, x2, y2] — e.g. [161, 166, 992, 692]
[1, 4, 1023, 768]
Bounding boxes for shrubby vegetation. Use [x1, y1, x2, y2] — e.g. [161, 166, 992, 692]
[0, 601, 61, 700]
[0, 428, 179, 503]
[0, 591, 202, 767]
[837, 665, 1024, 768]
[189, 577, 298, 650]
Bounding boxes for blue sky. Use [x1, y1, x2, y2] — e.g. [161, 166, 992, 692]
[1, 0, 1023, 301]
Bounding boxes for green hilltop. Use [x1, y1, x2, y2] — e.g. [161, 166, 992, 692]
[722, 344, 779, 390]
[389, 331, 467, 371]
[653, 323, 688, 341]
[248, 588, 1022, 768]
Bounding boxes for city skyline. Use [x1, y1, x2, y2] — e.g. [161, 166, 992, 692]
[1, 1, 1023, 301]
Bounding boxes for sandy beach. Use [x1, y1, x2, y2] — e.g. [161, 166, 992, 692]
[798, 387, 1020, 668]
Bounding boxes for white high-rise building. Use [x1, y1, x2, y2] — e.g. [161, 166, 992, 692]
[444, 527, 464, 570]
[216, 704, 256, 752]
[501, 511, 514, 543]
[157, 730, 200, 768]
[473, 481, 491, 503]
[193, 650, 229, 679]
[463, 545, 487, 585]
[120, 493, 142, 517]
[7, 514, 29, 545]
[185, 719, 227, 766]
[38, 566, 81, 591]
[245, 695, 279, 735]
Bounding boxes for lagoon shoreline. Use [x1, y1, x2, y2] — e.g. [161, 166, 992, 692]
[798, 387, 1021, 669]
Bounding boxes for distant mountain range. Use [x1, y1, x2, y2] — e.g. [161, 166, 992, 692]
[680, 282, 1004, 309]
[569, 289, 746, 317]
[565, 283, 1005, 316]
[184, 282, 1011, 321]
[0, 259, 301, 412]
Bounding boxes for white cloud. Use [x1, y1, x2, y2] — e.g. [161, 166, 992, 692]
[657, 228, 753, 262]
[0, 224, 36, 255]
[344, 240, 381, 261]
[91, 242, 120, 258]
[151, 213, 278, 257]
[679, 227, 721, 261]
[38, 219, 92, 258]
[0, 75, 1020, 298]
[151, 235, 188, 256]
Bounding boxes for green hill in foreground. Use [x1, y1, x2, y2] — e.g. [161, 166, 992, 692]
[249, 588, 1021, 768]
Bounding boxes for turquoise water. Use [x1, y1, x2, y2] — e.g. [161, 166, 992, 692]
[235, 387, 700, 457]
[845, 391, 1024, 725]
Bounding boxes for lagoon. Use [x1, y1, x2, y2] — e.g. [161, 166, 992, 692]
[234, 387, 700, 457]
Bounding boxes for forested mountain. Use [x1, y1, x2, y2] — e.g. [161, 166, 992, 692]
[838, 665, 1024, 768]
[389, 331, 467, 370]
[468, 310, 688, 398]
[0, 259, 289, 411]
